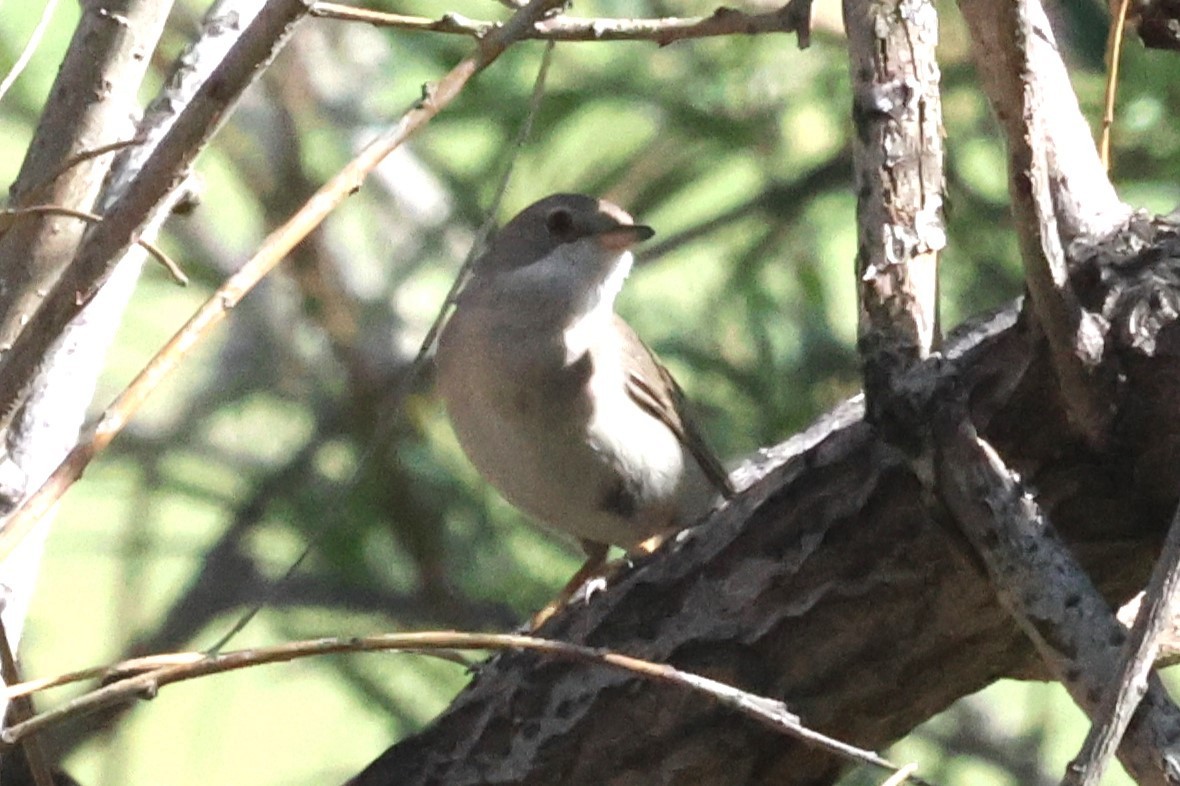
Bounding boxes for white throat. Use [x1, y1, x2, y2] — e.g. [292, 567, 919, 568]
[560, 247, 633, 360]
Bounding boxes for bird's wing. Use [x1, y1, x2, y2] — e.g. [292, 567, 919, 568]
[615, 315, 736, 499]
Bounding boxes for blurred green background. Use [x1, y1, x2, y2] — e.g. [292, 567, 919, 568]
[2, 0, 1179, 783]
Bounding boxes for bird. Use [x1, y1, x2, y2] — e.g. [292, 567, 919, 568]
[435, 193, 734, 621]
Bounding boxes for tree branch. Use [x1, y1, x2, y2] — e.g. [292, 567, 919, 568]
[933, 408, 1180, 785]
[957, 0, 1130, 244]
[1064, 494, 1180, 784]
[843, 0, 945, 431]
[311, 0, 814, 48]
[0, 0, 174, 354]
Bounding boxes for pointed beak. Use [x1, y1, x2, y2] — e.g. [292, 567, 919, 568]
[596, 223, 655, 251]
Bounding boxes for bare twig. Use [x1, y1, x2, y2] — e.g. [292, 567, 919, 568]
[0, 206, 187, 285]
[1, 632, 929, 784]
[1100, 0, 1133, 170]
[0, 0, 60, 105]
[1063, 497, 1180, 785]
[933, 410, 1180, 785]
[419, 40, 555, 369]
[311, 1, 813, 48]
[880, 763, 920, 786]
[0, 0, 567, 562]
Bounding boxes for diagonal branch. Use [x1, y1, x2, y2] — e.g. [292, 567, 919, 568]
[0, 0, 174, 356]
[957, 0, 1131, 447]
[0, 632, 927, 785]
[1064, 496, 1180, 785]
[933, 408, 1180, 786]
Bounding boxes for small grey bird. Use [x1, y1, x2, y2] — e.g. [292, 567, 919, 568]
[435, 194, 734, 609]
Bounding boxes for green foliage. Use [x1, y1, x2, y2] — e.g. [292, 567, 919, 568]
[1, 0, 1175, 783]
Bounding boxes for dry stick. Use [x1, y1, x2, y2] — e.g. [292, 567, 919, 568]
[0, 0, 565, 573]
[881, 764, 920, 786]
[0, 206, 187, 285]
[0, 632, 929, 785]
[419, 39, 555, 371]
[311, 1, 812, 47]
[1063, 497, 1180, 786]
[14, 138, 145, 209]
[0, 0, 61, 104]
[0, 617, 51, 786]
[202, 40, 557, 656]
[1099, 0, 1133, 171]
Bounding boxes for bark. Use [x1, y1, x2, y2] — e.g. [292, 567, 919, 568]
[347, 214, 1180, 784]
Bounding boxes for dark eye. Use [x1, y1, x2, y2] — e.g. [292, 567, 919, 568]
[545, 208, 575, 239]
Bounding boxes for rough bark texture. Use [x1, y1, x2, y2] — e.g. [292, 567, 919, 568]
[346, 217, 1180, 786]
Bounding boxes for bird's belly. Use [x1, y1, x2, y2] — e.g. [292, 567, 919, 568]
[440, 363, 695, 548]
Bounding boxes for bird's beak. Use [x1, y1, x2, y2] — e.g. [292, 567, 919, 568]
[596, 223, 655, 251]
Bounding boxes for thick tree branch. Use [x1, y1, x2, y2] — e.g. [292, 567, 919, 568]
[843, 0, 945, 428]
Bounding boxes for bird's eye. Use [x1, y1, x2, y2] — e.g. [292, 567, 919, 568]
[545, 208, 575, 239]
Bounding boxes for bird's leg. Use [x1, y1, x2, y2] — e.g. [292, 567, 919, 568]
[635, 531, 669, 555]
[529, 540, 611, 629]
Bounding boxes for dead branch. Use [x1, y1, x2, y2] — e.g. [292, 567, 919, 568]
[311, 1, 815, 48]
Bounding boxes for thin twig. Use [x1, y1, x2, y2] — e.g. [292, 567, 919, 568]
[0, 0, 61, 105]
[880, 763, 920, 786]
[1063, 496, 1180, 785]
[1100, 0, 1132, 170]
[0, 206, 188, 285]
[0, 0, 567, 567]
[311, 1, 811, 47]
[0, 617, 52, 786]
[1, 632, 929, 784]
